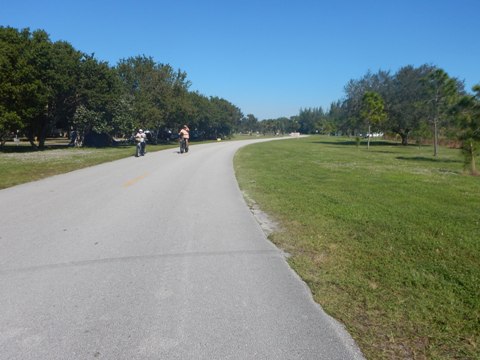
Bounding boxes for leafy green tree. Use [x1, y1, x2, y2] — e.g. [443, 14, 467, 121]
[0, 27, 55, 148]
[116, 56, 163, 130]
[208, 96, 242, 139]
[360, 91, 387, 149]
[250, 116, 300, 135]
[326, 101, 347, 135]
[188, 91, 210, 137]
[298, 107, 325, 134]
[111, 95, 136, 138]
[421, 69, 462, 156]
[238, 114, 258, 134]
[165, 68, 193, 131]
[453, 84, 480, 175]
[0, 27, 27, 145]
[186, 93, 241, 139]
[0, 26, 252, 148]
[48, 40, 82, 136]
[298, 108, 316, 134]
[280, 116, 300, 134]
[411, 121, 431, 148]
[335, 65, 466, 151]
[77, 54, 119, 112]
[115, 56, 191, 134]
[21, 29, 57, 148]
[0, 27, 83, 148]
[72, 105, 104, 145]
[342, 70, 391, 136]
[259, 119, 277, 135]
[269, 116, 296, 135]
[386, 65, 436, 145]
[75, 54, 123, 144]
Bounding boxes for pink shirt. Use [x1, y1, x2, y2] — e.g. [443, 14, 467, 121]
[179, 129, 189, 139]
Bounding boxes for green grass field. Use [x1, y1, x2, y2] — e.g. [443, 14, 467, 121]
[234, 136, 479, 359]
[0, 134, 273, 189]
[0, 142, 176, 189]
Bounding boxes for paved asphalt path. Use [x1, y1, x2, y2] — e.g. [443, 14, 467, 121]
[0, 139, 364, 360]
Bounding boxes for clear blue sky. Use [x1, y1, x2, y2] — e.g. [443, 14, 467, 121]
[1, 0, 479, 120]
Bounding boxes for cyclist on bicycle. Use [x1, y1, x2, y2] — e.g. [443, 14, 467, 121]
[179, 125, 190, 153]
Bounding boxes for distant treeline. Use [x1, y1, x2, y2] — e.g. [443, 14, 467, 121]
[1, 26, 479, 165]
[245, 65, 479, 172]
[257, 66, 478, 146]
[0, 26, 245, 147]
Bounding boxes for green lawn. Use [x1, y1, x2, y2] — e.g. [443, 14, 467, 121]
[0, 142, 176, 189]
[0, 134, 272, 189]
[234, 136, 480, 359]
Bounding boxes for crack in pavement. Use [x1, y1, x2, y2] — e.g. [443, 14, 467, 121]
[0, 249, 283, 276]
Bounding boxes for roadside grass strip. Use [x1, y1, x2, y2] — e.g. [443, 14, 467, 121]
[0, 143, 174, 190]
[0, 135, 270, 190]
[234, 136, 480, 360]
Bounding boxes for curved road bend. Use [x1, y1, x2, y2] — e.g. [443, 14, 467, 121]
[0, 139, 364, 359]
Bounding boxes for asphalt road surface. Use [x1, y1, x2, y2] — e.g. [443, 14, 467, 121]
[0, 139, 364, 360]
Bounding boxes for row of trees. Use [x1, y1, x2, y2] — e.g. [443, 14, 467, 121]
[1, 27, 478, 171]
[291, 65, 472, 144]
[249, 65, 479, 173]
[0, 26, 244, 148]
[338, 65, 478, 172]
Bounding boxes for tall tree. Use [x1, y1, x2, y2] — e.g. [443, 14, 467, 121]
[238, 114, 258, 134]
[453, 84, 480, 175]
[0, 28, 57, 148]
[48, 40, 82, 135]
[0, 27, 27, 145]
[298, 107, 325, 134]
[386, 65, 436, 145]
[0, 26, 251, 147]
[115, 56, 191, 133]
[342, 70, 391, 136]
[1, 28, 83, 148]
[421, 69, 461, 156]
[186, 93, 241, 139]
[22, 29, 56, 148]
[74, 54, 123, 145]
[360, 91, 387, 149]
[208, 96, 243, 138]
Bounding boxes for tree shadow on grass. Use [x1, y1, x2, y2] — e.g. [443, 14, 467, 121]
[1, 138, 134, 153]
[396, 156, 462, 164]
[310, 139, 403, 147]
[0, 143, 70, 153]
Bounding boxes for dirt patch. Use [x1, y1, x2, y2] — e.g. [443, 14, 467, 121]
[242, 191, 280, 237]
[251, 205, 279, 236]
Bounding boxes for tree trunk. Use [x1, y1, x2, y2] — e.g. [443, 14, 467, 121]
[468, 140, 477, 175]
[38, 121, 48, 149]
[26, 129, 38, 149]
[36, 112, 50, 149]
[433, 117, 438, 157]
[400, 132, 409, 146]
[367, 124, 371, 150]
[471, 154, 477, 175]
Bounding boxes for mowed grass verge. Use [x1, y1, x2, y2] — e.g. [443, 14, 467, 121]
[0, 143, 176, 189]
[234, 136, 479, 359]
[0, 134, 273, 190]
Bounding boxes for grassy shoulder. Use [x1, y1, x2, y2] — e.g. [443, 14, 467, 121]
[0, 142, 177, 189]
[234, 136, 480, 359]
[0, 134, 274, 190]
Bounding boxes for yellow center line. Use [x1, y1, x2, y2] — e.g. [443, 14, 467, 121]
[123, 172, 150, 187]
